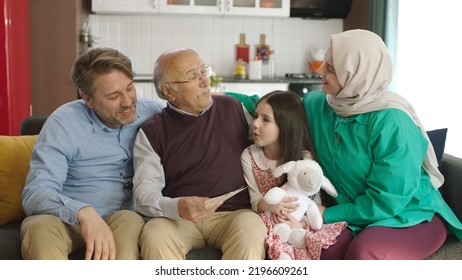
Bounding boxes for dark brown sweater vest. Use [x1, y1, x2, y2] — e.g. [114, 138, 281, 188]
[141, 95, 251, 211]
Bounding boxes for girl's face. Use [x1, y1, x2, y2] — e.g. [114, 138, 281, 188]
[252, 101, 280, 156]
[318, 45, 343, 96]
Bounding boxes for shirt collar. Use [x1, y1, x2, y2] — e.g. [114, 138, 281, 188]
[166, 101, 213, 116]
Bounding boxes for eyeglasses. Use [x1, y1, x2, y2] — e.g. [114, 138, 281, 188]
[165, 66, 213, 84]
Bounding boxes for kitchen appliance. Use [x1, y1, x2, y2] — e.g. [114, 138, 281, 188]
[0, 0, 31, 135]
[290, 0, 352, 19]
[285, 73, 322, 97]
[288, 83, 322, 97]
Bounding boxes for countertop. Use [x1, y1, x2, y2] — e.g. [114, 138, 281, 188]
[134, 74, 322, 84]
[221, 76, 322, 84]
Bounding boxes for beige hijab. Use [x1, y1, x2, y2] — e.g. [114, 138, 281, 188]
[326, 29, 443, 188]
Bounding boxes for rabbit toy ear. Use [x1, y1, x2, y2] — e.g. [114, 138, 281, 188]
[272, 161, 296, 178]
[321, 176, 338, 198]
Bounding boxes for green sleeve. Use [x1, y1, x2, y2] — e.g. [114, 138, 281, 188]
[225, 92, 259, 117]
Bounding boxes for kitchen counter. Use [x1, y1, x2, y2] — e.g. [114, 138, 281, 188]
[134, 74, 322, 84]
[133, 75, 322, 98]
[221, 76, 322, 84]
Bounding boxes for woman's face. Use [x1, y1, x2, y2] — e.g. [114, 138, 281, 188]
[318, 45, 343, 96]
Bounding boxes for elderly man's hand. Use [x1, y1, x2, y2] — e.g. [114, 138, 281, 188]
[178, 196, 223, 223]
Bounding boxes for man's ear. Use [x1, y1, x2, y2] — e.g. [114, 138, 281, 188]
[161, 84, 175, 102]
[79, 91, 94, 109]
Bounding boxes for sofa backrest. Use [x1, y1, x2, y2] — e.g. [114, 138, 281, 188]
[20, 116, 48, 136]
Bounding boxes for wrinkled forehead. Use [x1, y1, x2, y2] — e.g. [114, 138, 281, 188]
[165, 49, 204, 75]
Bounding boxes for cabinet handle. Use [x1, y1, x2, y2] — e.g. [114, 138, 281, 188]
[152, 0, 156, 9]
[218, 0, 222, 12]
[226, 0, 230, 12]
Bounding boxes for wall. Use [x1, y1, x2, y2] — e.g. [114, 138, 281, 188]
[88, 14, 343, 77]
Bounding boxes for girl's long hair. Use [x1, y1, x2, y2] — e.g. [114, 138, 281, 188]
[258, 90, 315, 164]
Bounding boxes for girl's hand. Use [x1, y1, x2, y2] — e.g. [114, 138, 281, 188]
[257, 195, 299, 216]
[273, 211, 307, 229]
[269, 196, 299, 217]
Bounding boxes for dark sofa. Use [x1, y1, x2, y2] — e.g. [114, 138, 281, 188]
[0, 116, 460, 260]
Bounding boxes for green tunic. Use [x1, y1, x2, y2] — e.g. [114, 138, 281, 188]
[303, 90, 462, 239]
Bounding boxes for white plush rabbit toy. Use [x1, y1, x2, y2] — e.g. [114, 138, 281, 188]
[263, 159, 338, 249]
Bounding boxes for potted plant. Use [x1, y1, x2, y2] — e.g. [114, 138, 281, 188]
[210, 67, 224, 93]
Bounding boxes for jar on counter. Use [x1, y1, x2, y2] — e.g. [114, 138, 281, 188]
[234, 59, 247, 80]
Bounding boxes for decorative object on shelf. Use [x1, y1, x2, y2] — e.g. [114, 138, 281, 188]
[308, 48, 325, 78]
[249, 59, 263, 80]
[235, 33, 250, 63]
[233, 59, 248, 80]
[255, 33, 270, 62]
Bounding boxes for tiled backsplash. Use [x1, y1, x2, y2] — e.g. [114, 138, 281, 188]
[88, 14, 343, 77]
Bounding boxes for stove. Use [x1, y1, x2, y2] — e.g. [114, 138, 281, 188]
[285, 73, 322, 97]
[285, 73, 308, 79]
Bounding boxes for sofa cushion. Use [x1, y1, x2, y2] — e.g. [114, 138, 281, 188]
[426, 128, 448, 171]
[0, 135, 38, 225]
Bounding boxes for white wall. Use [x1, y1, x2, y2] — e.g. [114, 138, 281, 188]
[397, 1, 462, 157]
[88, 14, 343, 78]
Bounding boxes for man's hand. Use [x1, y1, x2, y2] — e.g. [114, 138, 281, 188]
[77, 206, 116, 260]
[178, 196, 223, 223]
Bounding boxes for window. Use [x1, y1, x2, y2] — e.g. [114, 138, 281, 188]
[397, 0, 462, 157]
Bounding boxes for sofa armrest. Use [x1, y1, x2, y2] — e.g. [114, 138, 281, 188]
[440, 153, 462, 221]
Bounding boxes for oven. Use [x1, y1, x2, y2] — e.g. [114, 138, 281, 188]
[285, 73, 322, 97]
[288, 82, 321, 97]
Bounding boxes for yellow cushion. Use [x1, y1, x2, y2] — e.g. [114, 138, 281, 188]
[0, 135, 38, 225]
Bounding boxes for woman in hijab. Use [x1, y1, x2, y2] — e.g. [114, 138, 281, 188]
[303, 29, 462, 259]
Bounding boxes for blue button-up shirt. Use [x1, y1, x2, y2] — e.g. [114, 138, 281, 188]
[22, 98, 163, 224]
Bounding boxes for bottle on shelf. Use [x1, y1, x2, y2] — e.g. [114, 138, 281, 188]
[264, 50, 275, 78]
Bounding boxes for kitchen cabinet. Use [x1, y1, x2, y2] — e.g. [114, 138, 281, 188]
[225, 0, 289, 17]
[92, 0, 159, 14]
[159, 0, 222, 15]
[92, 0, 289, 17]
[160, 0, 289, 17]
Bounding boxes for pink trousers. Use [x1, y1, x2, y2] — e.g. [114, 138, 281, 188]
[320, 214, 448, 260]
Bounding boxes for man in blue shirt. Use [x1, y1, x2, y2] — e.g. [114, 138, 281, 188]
[20, 48, 163, 260]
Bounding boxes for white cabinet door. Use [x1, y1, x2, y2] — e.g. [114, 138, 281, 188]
[159, 0, 224, 15]
[221, 82, 288, 97]
[92, 0, 159, 14]
[93, 0, 289, 17]
[226, 0, 290, 17]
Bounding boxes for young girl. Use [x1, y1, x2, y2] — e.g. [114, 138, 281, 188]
[241, 90, 346, 260]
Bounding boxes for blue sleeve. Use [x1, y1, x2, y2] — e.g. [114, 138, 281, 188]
[22, 116, 89, 224]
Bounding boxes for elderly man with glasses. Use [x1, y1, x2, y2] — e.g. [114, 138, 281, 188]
[132, 48, 267, 260]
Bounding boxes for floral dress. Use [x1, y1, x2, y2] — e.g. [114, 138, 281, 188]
[247, 147, 347, 260]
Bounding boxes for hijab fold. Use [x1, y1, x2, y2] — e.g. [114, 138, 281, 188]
[327, 29, 443, 188]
